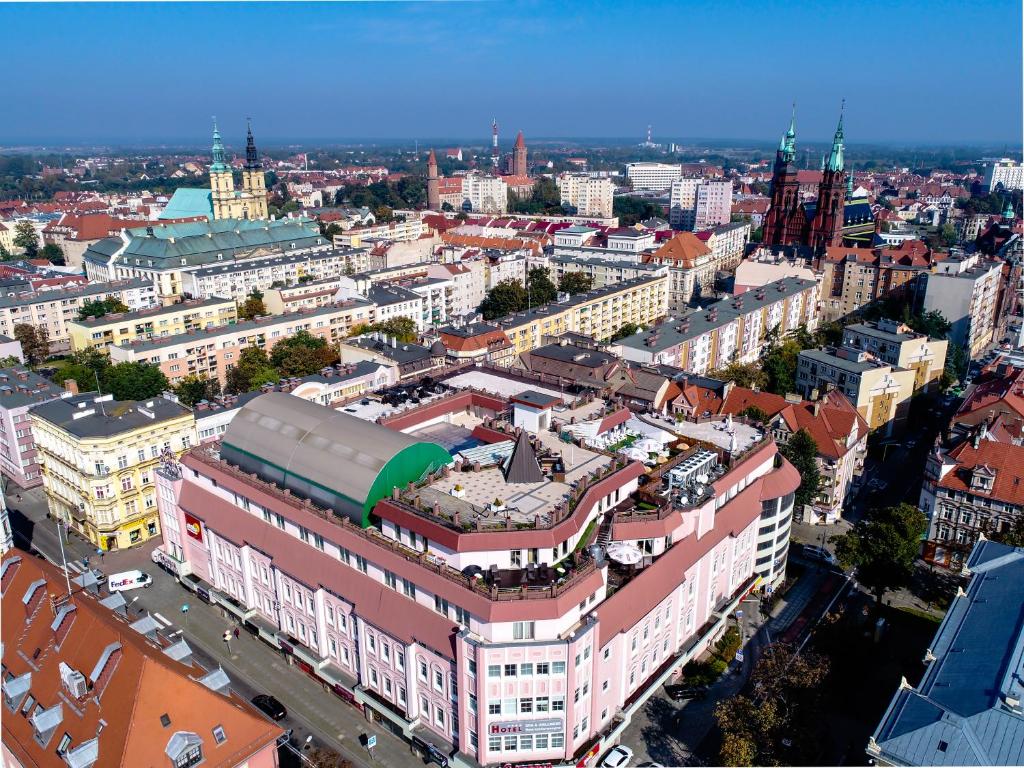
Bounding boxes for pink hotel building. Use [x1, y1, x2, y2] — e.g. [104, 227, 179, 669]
[154, 391, 799, 767]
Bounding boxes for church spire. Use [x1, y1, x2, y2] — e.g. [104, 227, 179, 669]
[826, 101, 845, 173]
[781, 103, 797, 163]
[210, 118, 228, 173]
[244, 118, 261, 169]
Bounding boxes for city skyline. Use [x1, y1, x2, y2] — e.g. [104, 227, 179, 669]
[3, 0, 1022, 145]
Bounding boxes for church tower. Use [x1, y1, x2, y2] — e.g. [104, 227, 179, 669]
[240, 119, 269, 220]
[427, 148, 440, 210]
[209, 119, 236, 221]
[513, 131, 527, 177]
[809, 107, 847, 250]
[762, 108, 803, 246]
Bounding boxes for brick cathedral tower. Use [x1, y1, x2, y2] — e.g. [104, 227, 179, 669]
[513, 131, 527, 177]
[762, 108, 804, 246]
[809, 108, 847, 250]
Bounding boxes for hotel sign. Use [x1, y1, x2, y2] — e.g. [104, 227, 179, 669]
[488, 719, 562, 736]
[184, 512, 204, 542]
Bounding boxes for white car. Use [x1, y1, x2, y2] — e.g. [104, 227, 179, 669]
[600, 745, 634, 768]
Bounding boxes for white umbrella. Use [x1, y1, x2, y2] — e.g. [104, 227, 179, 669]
[621, 446, 648, 462]
[634, 438, 663, 454]
[606, 541, 644, 565]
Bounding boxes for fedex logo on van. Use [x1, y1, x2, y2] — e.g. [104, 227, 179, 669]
[110, 576, 137, 589]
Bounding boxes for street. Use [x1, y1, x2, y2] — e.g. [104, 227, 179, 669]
[5, 484, 422, 768]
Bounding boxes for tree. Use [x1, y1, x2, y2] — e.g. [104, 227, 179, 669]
[779, 428, 821, 510]
[613, 196, 663, 226]
[307, 747, 352, 768]
[101, 361, 168, 401]
[225, 345, 278, 394]
[558, 271, 593, 295]
[12, 220, 39, 256]
[737, 405, 770, 423]
[13, 323, 49, 366]
[269, 330, 338, 377]
[441, 202, 454, 212]
[831, 503, 928, 605]
[610, 322, 641, 342]
[940, 222, 958, 246]
[40, 243, 65, 265]
[987, 516, 1024, 547]
[479, 279, 527, 320]
[78, 297, 130, 320]
[238, 292, 267, 321]
[527, 267, 557, 306]
[364, 316, 418, 343]
[709, 361, 768, 390]
[174, 374, 221, 407]
[0, 355, 20, 368]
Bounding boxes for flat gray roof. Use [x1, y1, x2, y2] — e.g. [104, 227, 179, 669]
[798, 347, 888, 374]
[70, 296, 234, 328]
[0, 278, 152, 310]
[0, 367, 66, 408]
[32, 394, 190, 438]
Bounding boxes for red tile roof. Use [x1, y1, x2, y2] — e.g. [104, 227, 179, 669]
[0, 550, 282, 768]
[939, 440, 1024, 507]
[644, 232, 711, 267]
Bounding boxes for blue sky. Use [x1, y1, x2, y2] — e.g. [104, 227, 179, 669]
[3, 0, 1021, 146]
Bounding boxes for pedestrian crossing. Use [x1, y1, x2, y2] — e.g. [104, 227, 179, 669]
[64, 559, 88, 574]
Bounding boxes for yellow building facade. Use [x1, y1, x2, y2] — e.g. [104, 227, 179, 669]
[32, 394, 196, 551]
[67, 296, 238, 352]
[209, 121, 269, 221]
[498, 275, 669, 355]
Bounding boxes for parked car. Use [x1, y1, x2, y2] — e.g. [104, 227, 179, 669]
[107, 570, 152, 592]
[600, 745, 634, 768]
[664, 684, 708, 701]
[637, 762, 666, 767]
[800, 544, 837, 566]
[250, 694, 287, 720]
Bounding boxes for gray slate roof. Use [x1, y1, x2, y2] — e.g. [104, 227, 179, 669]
[870, 539, 1024, 766]
[31, 394, 190, 438]
[0, 367, 66, 409]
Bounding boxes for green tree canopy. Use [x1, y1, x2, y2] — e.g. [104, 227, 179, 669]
[613, 196, 663, 226]
[173, 374, 221, 408]
[237, 292, 267, 321]
[479, 279, 527, 320]
[831, 502, 928, 604]
[13, 323, 49, 366]
[40, 243, 65, 265]
[610, 322, 642, 342]
[709, 361, 768, 390]
[527, 267, 557, 306]
[557, 271, 594, 295]
[12, 220, 39, 256]
[737, 405, 770, 423]
[225, 345, 278, 394]
[269, 330, 339, 377]
[78, 297, 130, 320]
[352, 316, 419, 343]
[780, 428, 822, 509]
[101, 361, 168, 401]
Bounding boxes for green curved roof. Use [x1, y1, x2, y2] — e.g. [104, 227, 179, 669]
[221, 392, 451, 527]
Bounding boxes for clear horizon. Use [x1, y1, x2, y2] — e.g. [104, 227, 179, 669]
[3, 1, 1022, 147]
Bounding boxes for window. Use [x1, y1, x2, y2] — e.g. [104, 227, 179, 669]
[551, 696, 564, 712]
[403, 578, 416, 598]
[535, 734, 549, 750]
[469, 693, 477, 713]
[396, 651, 404, 671]
[212, 725, 227, 744]
[434, 595, 449, 616]
[369, 668, 379, 687]
[504, 664, 517, 677]
[433, 670, 444, 692]
[121, 476, 133, 492]
[520, 698, 533, 713]
[56, 732, 72, 756]
[504, 735, 517, 751]
[467, 659, 476, 677]
[435, 708, 445, 728]
[520, 734, 533, 750]
[503, 698, 517, 715]
[418, 660, 428, 682]
[488, 702, 501, 715]
[384, 571, 397, 590]
[520, 662, 533, 676]
[552, 661, 566, 674]
[513, 621, 534, 640]
[551, 733, 564, 749]
[173, 744, 203, 768]
[535, 696, 549, 712]
[489, 736, 501, 752]
[355, 555, 367, 573]
[487, 664, 501, 678]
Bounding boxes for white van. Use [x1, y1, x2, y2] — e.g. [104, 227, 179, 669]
[108, 570, 152, 592]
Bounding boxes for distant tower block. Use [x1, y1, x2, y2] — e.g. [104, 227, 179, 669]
[491, 119, 499, 167]
[427, 148, 440, 210]
[513, 131, 527, 177]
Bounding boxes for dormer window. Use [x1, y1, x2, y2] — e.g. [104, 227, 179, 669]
[970, 465, 996, 492]
[166, 731, 203, 768]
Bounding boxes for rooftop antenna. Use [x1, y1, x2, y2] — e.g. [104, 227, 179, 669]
[93, 370, 107, 416]
[491, 119, 499, 167]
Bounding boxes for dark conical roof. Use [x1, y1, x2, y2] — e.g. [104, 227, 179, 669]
[503, 430, 544, 484]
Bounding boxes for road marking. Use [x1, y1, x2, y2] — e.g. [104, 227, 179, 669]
[66, 560, 84, 573]
[153, 612, 172, 627]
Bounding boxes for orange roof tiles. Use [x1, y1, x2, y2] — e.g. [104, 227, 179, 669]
[644, 232, 711, 267]
[0, 551, 282, 768]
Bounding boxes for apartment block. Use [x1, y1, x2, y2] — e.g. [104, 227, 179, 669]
[922, 253, 1002, 358]
[818, 242, 931, 322]
[0, 279, 157, 354]
[617, 277, 820, 372]
[152, 390, 799, 767]
[497, 275, 669, 354]
[669, 178, 732, 231]
[983, 157, 1024, 192]
[67, 296, 237, 352]
[333, 218, 427, 247]
[796, 347, 916, 436]
[841, 319, 948, 393]
[32, 393, 196, 551]
[557, 174, 615, 218]
[263, 277, 347, 315]
[625, 162, 683, 190]
[0, 367, 66, 488]
[181, 247, 367, 303]
[108, 300, 376, 387]
[549, 256, 667, 289]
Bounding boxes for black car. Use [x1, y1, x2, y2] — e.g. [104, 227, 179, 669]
[251, 694, 287, 720]
[664, 684, 708, 701]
